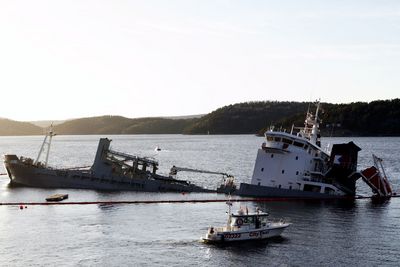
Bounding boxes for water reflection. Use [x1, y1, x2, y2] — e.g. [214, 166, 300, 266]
[1, 136, 400, 266]
[206, 235, 288, 249]
[98, 203, 116, 210]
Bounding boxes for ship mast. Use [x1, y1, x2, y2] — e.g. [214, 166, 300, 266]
[34, 124, 56, 167]
[310, 101, 320, 145]
[301, 100, 321, 146]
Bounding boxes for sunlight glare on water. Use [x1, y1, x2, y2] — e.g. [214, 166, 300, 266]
[0, 135, 399, 266]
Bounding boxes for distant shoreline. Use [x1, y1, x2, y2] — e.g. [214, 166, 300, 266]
[1, 99, 399, 136]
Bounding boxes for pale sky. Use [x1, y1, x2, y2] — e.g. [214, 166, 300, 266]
[0, 0, 399, 121]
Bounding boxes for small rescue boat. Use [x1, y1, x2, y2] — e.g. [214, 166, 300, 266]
[202, 201, 290, 243]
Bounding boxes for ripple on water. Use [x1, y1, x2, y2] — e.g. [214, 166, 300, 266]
[1, 136, 400, 266]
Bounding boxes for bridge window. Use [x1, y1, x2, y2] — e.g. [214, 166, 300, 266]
[274, 137, 281, 142]
[293, 141, 304, 148]
[282, 138, 293, 144]
[267, 136, 273, 141]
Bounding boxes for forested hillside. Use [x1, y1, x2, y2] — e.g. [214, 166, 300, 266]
[257, 99, 400, 136]
[0, 119, 42, 135]
[54, 116, 198, 135]
[183, 101, 310, 134]
[1, 99, 399, 136]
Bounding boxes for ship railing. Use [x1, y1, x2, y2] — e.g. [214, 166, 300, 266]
[303, 177, 324, 182]
[60, 166, 92, 171]
[106, 155, 155, 175]
[108, 149, 158, 166]
[302, 176, 332, 184]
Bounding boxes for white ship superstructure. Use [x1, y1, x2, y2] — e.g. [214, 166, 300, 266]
[251, 102, 344, 195]
[238, 102, 363, 198]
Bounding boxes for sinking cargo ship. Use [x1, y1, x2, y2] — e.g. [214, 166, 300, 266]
[236, 102, 393, 199]
[4, 128, 212, 193]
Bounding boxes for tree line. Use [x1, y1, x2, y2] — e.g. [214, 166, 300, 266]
[0, 99, 399, 136]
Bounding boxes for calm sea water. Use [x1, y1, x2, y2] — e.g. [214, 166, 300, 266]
[0, 135, 399, 266]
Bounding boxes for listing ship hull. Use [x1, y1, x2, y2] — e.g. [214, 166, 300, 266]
[4, 161, 208, 192]
[233, 102, 368, 199]
[237, 183, 350, 199]
[4, 138, 213, 193]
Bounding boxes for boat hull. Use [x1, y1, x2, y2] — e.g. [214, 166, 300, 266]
[237, 183, 348, 199]
[203, 223, 290, 243]
[4, 158, 212, 193]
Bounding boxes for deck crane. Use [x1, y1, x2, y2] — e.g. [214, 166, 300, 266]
[359, 154, 393, 198]
[169, 166, 237, 194]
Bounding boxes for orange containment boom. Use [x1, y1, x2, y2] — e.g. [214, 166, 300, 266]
[360, 155, 393, 197]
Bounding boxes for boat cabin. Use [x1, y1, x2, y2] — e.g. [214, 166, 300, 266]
[229, 211, 269, 230]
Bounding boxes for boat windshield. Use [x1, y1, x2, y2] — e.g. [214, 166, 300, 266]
[233, 214, 268, 225]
